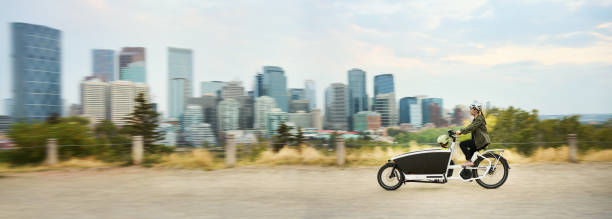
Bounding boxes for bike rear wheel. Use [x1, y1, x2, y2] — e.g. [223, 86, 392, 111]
[473, 153, 509, 189]
[377, 163, 404, 190]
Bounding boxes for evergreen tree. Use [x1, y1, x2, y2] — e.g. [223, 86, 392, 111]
[295, 127, 305, 145]
[273, 123, 293, 151]
[124, 93, 162, 150]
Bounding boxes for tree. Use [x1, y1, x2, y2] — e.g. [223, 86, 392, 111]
[124, 93, 162, 151]
[273, 123, 293, 151]
[451, 106, 466, 126]
[295, 127, 305, 145]
[430, 103, 448, 128]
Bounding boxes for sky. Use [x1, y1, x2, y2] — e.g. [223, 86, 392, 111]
[0, 0, 611, 116]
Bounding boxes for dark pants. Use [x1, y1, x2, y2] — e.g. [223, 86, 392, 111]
[460, 139, 489, 161]
[460, 139, 478, 161]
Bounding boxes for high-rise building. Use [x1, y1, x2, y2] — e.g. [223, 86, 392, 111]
[4, 98, 13, 117]
[236, 95, 254, 130]
[92, 49, 115, 81]
[311, 108, 323, 130]
[410, 98, 423, 127]
[156, 122, 178, 146]
[289, 100, 310, 113]
[324, 83, 349, 130]
[119, 47, 146, 83]
[181, 104, 203, 130]
[399, 97, 417, 124]
[348, 68, 368, 130]
[262, 66, 288, 112]
[254, 73, 264, 97]
[375, 92, 398, 127]
[289, 88, 306, 100]
[167, 47, 193, 118]
[353, 111, 381, 132]
[11, 23, 62, 122]
[81, 78, 110, 124]
[304, 80, 317, 110]
[288, 111, 313, 129]
[0, 116, 11, 134]
[221, 81, 245, 99]
[266, 108, 289, 137]
[217, 98, 240, 132]
[200, 81, 226, 97]
[185, 123, 217, 146]
[373, 74, 395, 97]
[187, 95, 220, 138]
[422, 98, 443, 124]
[254, 96, 276, 130]
[110, 81, 149, 126]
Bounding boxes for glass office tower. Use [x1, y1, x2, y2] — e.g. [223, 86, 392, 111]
[167, 47, 193, 118]
[92, 49, 115, 81]
[11, 22, 62, 122]
[119, 47, 146, 83]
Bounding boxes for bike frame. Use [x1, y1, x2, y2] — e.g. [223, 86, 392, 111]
[403, 138, 505, 182]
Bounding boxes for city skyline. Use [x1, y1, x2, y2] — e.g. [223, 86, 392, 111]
[1, 0, 611, 116]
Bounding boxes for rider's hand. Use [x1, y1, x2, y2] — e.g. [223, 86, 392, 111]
[455, 131, 461, 135]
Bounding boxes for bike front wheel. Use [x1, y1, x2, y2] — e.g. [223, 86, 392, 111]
[377, 163, 404, 190]
[473, 153, 509, 189]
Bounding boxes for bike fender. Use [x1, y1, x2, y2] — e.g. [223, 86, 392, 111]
[487, 153, 510, 169]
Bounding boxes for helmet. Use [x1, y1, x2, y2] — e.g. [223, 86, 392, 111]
[437, 135, 450, 148]
[468, 103, 483, 112]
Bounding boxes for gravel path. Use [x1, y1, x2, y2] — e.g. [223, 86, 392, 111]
[1, 163, 611, 218]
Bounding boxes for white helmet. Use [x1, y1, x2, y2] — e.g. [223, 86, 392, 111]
[469, 103, 483, 112]
[437, 135, 450, 148]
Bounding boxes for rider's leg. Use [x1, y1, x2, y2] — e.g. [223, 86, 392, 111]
[460, 140, 477, 166]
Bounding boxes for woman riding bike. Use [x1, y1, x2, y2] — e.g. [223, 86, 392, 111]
[455, 104, 490, 167]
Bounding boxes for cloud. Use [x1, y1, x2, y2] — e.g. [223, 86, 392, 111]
[443, 42, 612, 66]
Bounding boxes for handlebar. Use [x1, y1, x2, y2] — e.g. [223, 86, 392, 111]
[448, 129, 457, 142]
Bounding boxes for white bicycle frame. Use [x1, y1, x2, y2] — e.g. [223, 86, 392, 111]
[403, 139, 504, 182]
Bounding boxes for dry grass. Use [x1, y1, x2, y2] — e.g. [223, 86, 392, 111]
[254, 146, 336, 166]
[580, 149, 612, 162]
[154, 149, 219, 170]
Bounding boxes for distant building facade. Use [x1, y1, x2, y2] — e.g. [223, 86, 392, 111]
[262, 66, 288, 112]
[353, 111, 381, 132]
[167, 47, 193, 118]
[92, 49, 115, 81]
[110, 81, 149, 126]
[374, 92, 398, 127]
[325, 83, 349, 130]
[119, 47, 146, 83]
[348, 68, 368, 130]
[201, 81, 226, 96]
[11, 22, 62, 122]
[304, 80, 317, 110]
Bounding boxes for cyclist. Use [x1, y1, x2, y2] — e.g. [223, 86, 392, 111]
[455, 104, 490, 167]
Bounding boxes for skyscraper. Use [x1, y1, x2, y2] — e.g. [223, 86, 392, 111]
[399, 97, 417, 124]
[217, 98, 240, 132]
[185, 123, 217, 146]
[11, 23, 62, 122]
[375, 92, 398, 127]
[81, 78, 110, 124]
[289, 111, 313, 129]
[422, 98, 443, 125]
[92, 49, 115, 81]
[167, 47, 193, 118]
[304, 80, 317, 110]
[325, 83, 349, 130]
[348, 68, 368, 130]
[119, 47, 146, 83]
[254, 73, 264, 97]
[373, 74, 395, 97]
[289, 88, 306, 100]
[254, 96, 276, 130]
[181, 104, 203, 130]
[289, 100, 310, 113]
[262, 66, 288, 112]
[221, 81, 245, 99]
[236, 95, 254, 130]
[187, 95, 220, 138]
[201, 81, 226, 96]
[110, 81, 149, 126]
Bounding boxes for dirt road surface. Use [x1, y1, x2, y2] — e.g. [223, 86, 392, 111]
[1, 163, 611, 218]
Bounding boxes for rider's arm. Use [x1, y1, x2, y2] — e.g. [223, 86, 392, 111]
[459, 116, 484, 134]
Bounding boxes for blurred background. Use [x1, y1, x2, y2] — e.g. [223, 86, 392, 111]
[0, 1, 611, 218]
